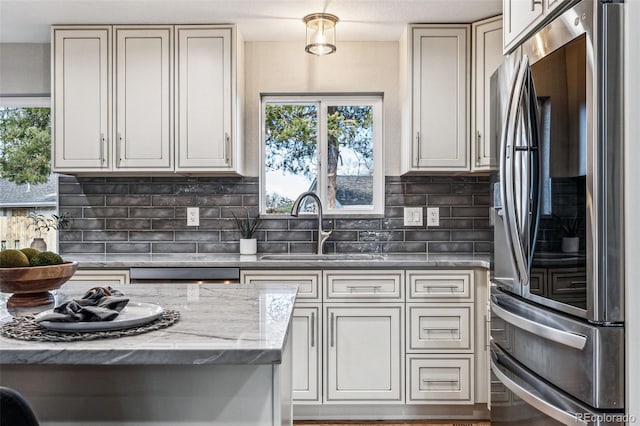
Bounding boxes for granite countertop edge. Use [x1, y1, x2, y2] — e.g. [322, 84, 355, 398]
[63, 253, 491, 269]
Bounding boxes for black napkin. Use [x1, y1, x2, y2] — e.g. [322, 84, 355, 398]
[35, 287, 129, 323]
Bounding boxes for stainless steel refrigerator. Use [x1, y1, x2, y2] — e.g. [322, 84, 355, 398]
[489, 0, 625, 424]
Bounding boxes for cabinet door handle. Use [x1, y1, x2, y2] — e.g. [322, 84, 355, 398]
[310, 311, 315, 348]
[416, 131, 421, 165]
[531, 0, 542, 11]
[330, 312, 335, 347]
[100, 133, 106, 164]
[118, 132, 124, 165]
[476, 130, 482, 160]
[485, 314, 491, 349]
[225, 132, 230, 165]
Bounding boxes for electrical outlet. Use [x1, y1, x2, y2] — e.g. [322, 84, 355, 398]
[427, 207, 440, 227]
[403, 207, 423, 226]
[187, 207, 200, 226]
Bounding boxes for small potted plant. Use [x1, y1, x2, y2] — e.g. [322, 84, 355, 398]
[555, 214, 582, 253]
[232, 209, 261, 255]
[28, 211, 70, 251]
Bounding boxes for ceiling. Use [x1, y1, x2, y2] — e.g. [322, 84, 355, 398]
[0, 0, 501, 44]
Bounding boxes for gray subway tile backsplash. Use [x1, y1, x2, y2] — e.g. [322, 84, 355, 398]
[58, 175, 492, 255]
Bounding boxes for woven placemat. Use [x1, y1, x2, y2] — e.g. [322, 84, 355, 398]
[0, 310, 180, 342]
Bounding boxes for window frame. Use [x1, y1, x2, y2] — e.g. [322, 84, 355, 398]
[260, 94, 384, 217]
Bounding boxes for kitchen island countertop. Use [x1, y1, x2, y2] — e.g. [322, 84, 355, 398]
[0, 283, 297, 366]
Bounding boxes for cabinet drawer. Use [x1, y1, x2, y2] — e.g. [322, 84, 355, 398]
[68, 269, 130, 286]
[324, 270, 403, 301]
[407, 304, 473, 352]
[406, 355, 474, 404]
[549, 268, 587, 298]
[490, 371, 510, 404]
[407, 270, 473, 301]
[241, 270, 320, 300]
[529, 268, 546, 296]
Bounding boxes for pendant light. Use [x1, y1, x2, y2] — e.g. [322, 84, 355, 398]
[303, 13, 339, 56]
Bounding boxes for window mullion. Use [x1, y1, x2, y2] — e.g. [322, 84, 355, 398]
[317, 100, 328, 210]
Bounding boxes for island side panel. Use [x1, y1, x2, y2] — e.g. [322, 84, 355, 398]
[1, 363, 281, 426]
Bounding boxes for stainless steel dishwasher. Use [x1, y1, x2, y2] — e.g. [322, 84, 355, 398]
[129, 267, 240, 284]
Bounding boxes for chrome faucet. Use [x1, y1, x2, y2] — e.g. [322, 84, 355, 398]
[290, 192, 333, 255]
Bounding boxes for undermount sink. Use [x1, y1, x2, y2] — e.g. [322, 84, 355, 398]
[259, 254, 386, 261]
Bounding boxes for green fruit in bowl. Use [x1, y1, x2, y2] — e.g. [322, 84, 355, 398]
[20, 247, 41, 261]
[30, 251, 64, 267]
[0, 249, 30, 267]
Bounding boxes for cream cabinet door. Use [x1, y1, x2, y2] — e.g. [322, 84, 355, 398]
[471, 16, 503, 171]
[175, 27, 232, 171]
[292, 305, 321, 403]
[411, 25, 469, 171]
[324, 304, 403, 403]
[52, 27, 111, 171]
[503, 0, 544, 52]
[115, 27, 173, 170]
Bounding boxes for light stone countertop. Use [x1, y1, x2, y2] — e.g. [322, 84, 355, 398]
[0, 283, 297, 366]
[63, 252, 490, 269]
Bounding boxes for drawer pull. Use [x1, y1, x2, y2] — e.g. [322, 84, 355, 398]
[421, 284, 459, 291]
[491, 328, 505, 332]
[569, 281, 587, 288]
[346, 285, 382, 292]
[422, 327, 459, 332]
[422, 379, 459, 384]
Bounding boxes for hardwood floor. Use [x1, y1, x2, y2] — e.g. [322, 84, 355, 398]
[294, 422, 490, 426]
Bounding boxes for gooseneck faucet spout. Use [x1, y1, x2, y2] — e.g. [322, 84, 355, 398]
[290, 192, 333, 255]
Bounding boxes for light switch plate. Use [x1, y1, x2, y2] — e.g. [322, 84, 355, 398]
[427, 207, 440, 227]
[404, 207, 423, 226]
[187, 207, 200, 226]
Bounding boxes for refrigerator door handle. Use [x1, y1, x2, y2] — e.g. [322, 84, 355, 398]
[502, 56, 529, 286]
[490, 358, 588, 426]
[491, 300, 587, 350]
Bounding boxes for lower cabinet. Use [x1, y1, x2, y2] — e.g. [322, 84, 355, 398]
[324, 303, 403, 403]
[291, 305, 321, 403]
[68, 269, 130, 286]
[240, 267, 487, 411]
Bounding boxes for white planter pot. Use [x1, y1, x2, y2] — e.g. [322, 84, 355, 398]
[239, 238, 257, 255]
[561, 237, 579, 253]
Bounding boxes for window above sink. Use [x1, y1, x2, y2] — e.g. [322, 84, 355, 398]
[260, 94, 384, 217]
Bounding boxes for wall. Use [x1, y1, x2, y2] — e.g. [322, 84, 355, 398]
[244, 41, 401, 176]
[0, 43, 50, 96]
[625, 0, 639, 420]
[58, 175, 491, 255]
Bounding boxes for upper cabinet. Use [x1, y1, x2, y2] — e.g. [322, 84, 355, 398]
[115, 26, 173, 171]
[471, 16, 503, 171]
[401, 25, 470, 174]
[51, 24, 244, 175]
[175, 26, 241, 172]
[503, 0, 569, 53]
[52, 27, 111, 171]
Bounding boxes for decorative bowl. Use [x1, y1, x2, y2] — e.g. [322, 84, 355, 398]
[0, 261, 78, 308]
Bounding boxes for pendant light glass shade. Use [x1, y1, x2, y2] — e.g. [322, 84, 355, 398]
[303, 13, 339, 56]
